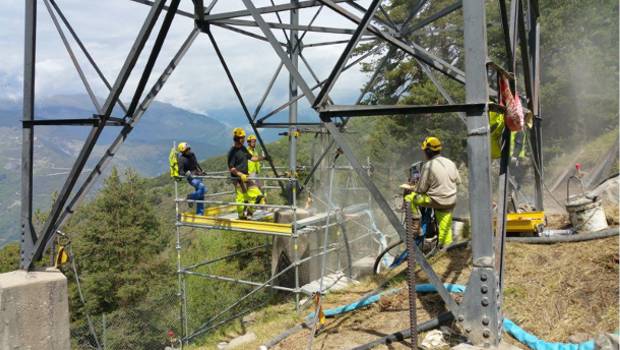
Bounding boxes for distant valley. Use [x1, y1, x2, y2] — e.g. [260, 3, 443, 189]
[0, 94, 277, 245]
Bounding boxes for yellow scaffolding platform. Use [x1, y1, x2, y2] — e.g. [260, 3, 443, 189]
[180, 212, 293, 236]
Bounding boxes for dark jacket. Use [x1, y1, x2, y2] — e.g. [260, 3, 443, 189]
[178, 151, 203, 175]
[227, 146, 251, 177]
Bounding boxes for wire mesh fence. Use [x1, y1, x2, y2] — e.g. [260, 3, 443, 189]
[70, 290, 182, 350]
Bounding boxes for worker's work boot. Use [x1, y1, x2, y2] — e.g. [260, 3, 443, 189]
[241, 201, 251, 220]
[186, 194, 194, 209]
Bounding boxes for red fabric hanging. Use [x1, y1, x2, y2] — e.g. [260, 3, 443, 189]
[499, 74, 524, 131]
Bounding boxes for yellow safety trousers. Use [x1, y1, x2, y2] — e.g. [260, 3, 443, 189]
[234, 183, 264, 217]
[404, 192, 453, 246]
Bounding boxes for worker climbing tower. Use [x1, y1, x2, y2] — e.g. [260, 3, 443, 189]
[19, 0, 543, 347]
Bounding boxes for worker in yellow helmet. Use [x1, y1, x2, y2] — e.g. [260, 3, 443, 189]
[246, 135, 262, 176]
[227, 128, 268, 219]
[403, 136, 461, 248]
[247, 134, 270, 189]
[177, 142, 206, 215]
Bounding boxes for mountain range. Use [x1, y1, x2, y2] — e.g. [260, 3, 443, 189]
[0, 94, 284, 245]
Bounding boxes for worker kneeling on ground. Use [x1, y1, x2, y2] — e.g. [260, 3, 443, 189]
[177, 142, 207, 215]
[227, 128, 269, 219]
[404, 136, 461, 248]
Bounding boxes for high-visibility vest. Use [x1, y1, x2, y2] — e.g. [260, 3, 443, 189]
[247, 147, 261, 175]
[169, 147, 179, 178]
[489, 111, 527, 160]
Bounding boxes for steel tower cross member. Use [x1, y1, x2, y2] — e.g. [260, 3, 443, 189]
[458, 0, 501, 346]
[289, 0, 299, 193]
[24, 0, 169, 269]
[241, 0, 316, 105]
[20, 0, 37, 269]
[55, 29, 201, 231]
[312, 0, 382, 108]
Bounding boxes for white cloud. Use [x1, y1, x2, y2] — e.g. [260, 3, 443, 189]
[0, 0, 373, 117]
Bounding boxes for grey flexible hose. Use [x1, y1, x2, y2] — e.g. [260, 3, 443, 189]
[506, 227, 618, 244]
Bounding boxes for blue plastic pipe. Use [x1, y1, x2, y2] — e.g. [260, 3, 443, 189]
[308, 283, 603, 350]
[307, 284, 464, 319]
[503, 319, 595, 350]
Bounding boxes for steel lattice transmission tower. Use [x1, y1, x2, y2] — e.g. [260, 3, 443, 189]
[20, 0, 542, 345]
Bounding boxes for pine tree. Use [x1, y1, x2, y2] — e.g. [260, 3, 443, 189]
[67, 167, 173, 348]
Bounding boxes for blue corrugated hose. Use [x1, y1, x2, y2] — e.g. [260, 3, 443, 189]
[308, 283, 604, 350]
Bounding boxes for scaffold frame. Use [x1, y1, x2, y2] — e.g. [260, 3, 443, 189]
[174, 164, 380, 343]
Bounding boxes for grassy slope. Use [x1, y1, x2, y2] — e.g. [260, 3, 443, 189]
[186, 234, 618, 349]
[546, 128, 619, 188]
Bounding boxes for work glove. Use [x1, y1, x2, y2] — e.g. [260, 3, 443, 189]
[184, 170, 192, 179]
[239, 173, 248, 182]
[263, 155, 271, 161]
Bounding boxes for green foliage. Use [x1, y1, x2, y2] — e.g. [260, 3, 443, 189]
[538, 0, 619, 157]
[356, 0, 619, 169]
[0, 242, 19, 273]
[69, 168, 164, 313]
[64, 167, 176, 348]
[351, 0, 471, 183]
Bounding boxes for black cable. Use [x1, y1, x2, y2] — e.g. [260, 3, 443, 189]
[373, 239, 471, 275]
[261, 321, 313, 349]
[349, 312, 455, 350]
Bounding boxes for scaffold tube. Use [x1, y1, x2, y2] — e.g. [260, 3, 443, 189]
[189, 174, 298, 182]
[177, 198, 294, 209]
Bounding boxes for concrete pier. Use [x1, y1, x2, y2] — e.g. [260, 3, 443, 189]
[0, 268, 71, 349]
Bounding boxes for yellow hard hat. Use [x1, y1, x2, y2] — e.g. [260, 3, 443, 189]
[177, 142, 190, 153]
[247, 134, 257, 141]
[421, 136, 442, 151]
[233, 127, 246, 138]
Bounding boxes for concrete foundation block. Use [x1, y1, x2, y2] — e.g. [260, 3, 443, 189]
[0, 268, 71, 350]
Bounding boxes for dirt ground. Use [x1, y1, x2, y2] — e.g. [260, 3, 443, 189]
[272, 234, 619, 350]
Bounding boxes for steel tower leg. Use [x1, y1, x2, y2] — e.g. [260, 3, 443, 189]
[288, 0, 299, 194]
[20, 0, 37, 269]
[458, 1, 501, 346]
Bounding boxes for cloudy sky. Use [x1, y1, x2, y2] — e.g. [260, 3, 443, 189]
[0, 0, 377, 118]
